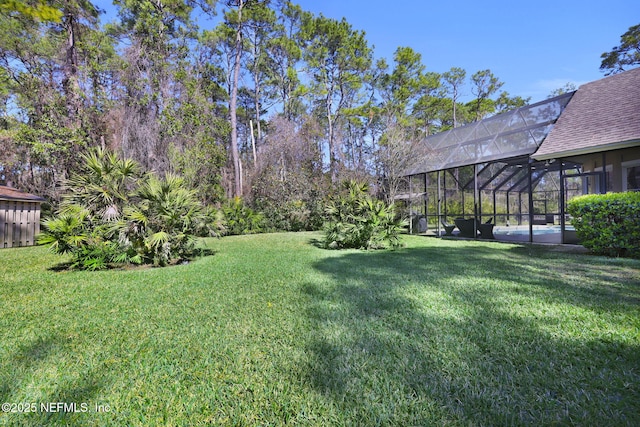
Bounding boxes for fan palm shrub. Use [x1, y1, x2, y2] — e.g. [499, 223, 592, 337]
[38, 204, 143, 270]
[39, 149, 223, 269]
[323, 180, 405, 250]
[62, 148, 142, 222]
[222, 197, 264, 235]
[38, 205, 91, 255]
[117, 174, 218, 266]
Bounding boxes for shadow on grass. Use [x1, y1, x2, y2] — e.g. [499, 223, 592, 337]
[0, 335, 63, 401]
[303, 243, 640, 425]
[46, 248, 218, 272]
[308, 237, 325, 249]
[1, 333, 109, 424]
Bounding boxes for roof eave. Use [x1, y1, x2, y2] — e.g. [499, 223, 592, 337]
[532, 139, 640, 161]
[0, 195, 46, 202]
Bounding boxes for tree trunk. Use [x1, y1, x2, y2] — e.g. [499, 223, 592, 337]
[250, 119, 257, 166]
[253, 58, 262, 145]
[229, 0, 244, 197]
[452, 86, 458, 128]
[62, 11, 80, 126]
[326, 94, 337, 183]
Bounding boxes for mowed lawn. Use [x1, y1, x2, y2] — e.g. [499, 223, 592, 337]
[1, 233, 639, 426]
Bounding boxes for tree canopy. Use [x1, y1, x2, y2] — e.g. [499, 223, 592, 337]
[0, 0, 622, 221]
[600, 23, 640, 75]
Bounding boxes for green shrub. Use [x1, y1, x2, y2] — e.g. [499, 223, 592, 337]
[323, 180, 405, 250]
[39, 205, 91, 255]
[258, 198, 325, 232]
[39, 205, 144, 270]
[39, 148, 222, 269]
[567, 192, 640, 258]
[116, 174, 222, 266]
[222, 197, 265, 235]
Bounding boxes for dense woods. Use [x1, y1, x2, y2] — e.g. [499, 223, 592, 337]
[1, 0, 535, 225]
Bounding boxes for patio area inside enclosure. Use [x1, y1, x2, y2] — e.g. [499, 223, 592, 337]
[399, 92, 593, 244]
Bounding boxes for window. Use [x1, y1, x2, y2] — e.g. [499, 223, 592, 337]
[594, 165, 612, 193]
[622, 160, 640, 191]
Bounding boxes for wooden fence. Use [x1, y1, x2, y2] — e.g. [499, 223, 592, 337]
[0, 200, 41, 248]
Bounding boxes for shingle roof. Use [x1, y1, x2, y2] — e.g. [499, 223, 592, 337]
[533, 67, 640, 160]
[0, 186, 45, 202]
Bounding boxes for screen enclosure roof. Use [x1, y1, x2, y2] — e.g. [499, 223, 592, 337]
[405, 92, 574, 175]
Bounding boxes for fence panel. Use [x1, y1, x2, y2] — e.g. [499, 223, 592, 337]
[0, 200, 41, 248]
[0, 201, 6, 247]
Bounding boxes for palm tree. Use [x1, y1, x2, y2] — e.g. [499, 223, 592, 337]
[119, 174, 206, 266]
[40, 149, 224, 269]
[61, 148, 142, 222]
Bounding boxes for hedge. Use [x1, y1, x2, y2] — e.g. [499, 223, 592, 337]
[567, 192, 640, 258]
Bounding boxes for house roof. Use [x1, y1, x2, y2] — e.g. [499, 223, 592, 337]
[533, 67, 640, 160]
[0, 186, 45, 202]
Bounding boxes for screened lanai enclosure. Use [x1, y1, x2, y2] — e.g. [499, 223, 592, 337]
[399, 92, 592, 244]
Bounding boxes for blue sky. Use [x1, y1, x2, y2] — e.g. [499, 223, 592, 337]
[101, 0, 639, 103]
[294, 0, 639, 102]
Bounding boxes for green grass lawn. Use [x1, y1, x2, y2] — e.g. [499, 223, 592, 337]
[1, 233, 639, 426]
